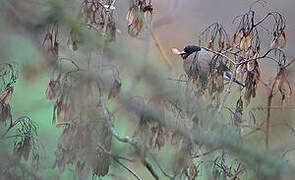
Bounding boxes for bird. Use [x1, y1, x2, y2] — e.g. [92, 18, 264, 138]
[172, 45, 245, 87]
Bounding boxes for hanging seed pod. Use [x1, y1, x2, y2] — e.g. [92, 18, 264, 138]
[236, 63, 247, 81]
[208, 37, 215, 49]
[171, 132, 182, 147]
[234, 97, 243, 129]
[244, 63, 260, 105]
[236, 64, 245, 74]
[245, 33, 251, 51]
[0, 103, 11, 123]
[270, 39, 278, 49]
[218, 30, 222, 47]
[143, 4, 153, 24]
[0, 85, 13, 105]
[106, 20, 117, 42]
[90, 3, 98, 25]
[42, 33, 53, 51]
[83, 2, 92, 23]
[53, 39, 59, 57]
[207, 70, 224, 95]
[246, 47, 253, 58]
[278, 30, 287, 48]
[234, 30, 242, 46]
[189, 163, 198, 179]
[126, 7, 135, 27]
[45, 79, 60, 100]
[53, 99, 71, 124]
[247, 60, 256, 72]
[239, 35, 246, 51]
[253, 51, 260, 59]
[91, 3, 96, 12]
[232, 33, 238, 47]
[277, 67, 292, 108]
[14, 136, 31, 161]
[150, 125, 166, 149]
[270, 35, 279, 49]
[278, 79, 292, 108]
[67, 30, 79, 51]
[270, 36, 279, 56]
[126, 6, 142, 37]
[126, 2, 153, 38]
[58, 104, 71, 123]
[42, 31, 58, 66]
[108, 80, 121, 100]
[82, 1, 106, 29]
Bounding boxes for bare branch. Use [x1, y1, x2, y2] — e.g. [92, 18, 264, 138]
[192, 148, 219, 158]
[218, 57, 241, 112]
[96, 78, 137, 146]
[151, 30, 173, 68]
[113, 159, 142, 180]
[200, 46, 236, 65]
[142, 159, 159, 180]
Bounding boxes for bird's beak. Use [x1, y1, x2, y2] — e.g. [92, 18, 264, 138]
[171, 48, 182, 55]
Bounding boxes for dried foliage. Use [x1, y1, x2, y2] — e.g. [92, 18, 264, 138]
[126, 0, 153, 38]
[108, 79, 121, 100]
[67, 29, 80, 51]
[0, 62, 39, 179]
[0, 85, 13, 123]
[1, 0, 295, 179]
[13, 117, 38, 162]
[81, 0, 117, 41]
[40, 1, 123, 176]
[167, 1, 295, 178]
[199, 23, 230, 51]
[212, 152, 246, 179]
[42, 24, 59, 66]
[276, 65, 292, 107]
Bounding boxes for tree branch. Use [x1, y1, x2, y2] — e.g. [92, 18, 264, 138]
[218, 57, 241, 112]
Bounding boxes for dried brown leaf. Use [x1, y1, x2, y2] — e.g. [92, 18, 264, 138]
[45, 80, 59, 100]
[0, 86, 13, 105]
[108, 80, 121, 100]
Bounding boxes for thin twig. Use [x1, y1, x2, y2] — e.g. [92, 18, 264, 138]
[218, 57, 241, 112]
[150, 154, 174, 179]
[192, 148, 219, 158]
[230, 167, 246, 180]
[265, 75, 278, 150]
[263, 58, 295, 150]
[97, 144, 135, 162]
[244, 121, 265, 136]
[141, 159, 159, 180]
[167, 77, 187, 83]
[285, 58, 295, 69]
[151, 30, 173, 68]
[59, 57, 81, 71]
[97, 142, 140, 179]
[253, 12, 271, 29]
[240, 123, 265, 132]
[96, 79, 137, 145]
[113, 159, 142, 180]
[200, 46, 236, 65]
[251, 106, 295, 110]
[270, 121, 295, 134]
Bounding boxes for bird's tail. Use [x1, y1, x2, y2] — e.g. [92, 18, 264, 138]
[233, 78, 245, 87]
[224, 72, 245, 87]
